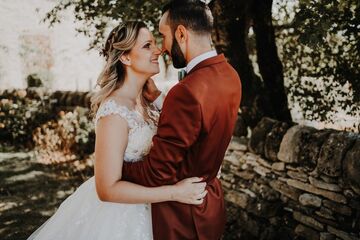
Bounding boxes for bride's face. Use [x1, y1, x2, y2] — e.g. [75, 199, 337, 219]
[127, 28, 161, 77]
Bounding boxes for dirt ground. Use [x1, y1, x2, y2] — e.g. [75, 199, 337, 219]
[0, 151, 241, 240]
[0, 151, 92, 240]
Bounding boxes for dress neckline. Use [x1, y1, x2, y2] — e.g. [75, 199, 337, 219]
[102, 99, 145, 120]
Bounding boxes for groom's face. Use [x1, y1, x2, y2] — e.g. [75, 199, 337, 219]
[159, 12, 187, 68]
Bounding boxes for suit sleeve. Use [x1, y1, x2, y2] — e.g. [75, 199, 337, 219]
[121, 84, 202, 187]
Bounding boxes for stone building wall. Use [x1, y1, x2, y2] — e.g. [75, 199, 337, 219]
[221, 118, 360, 240]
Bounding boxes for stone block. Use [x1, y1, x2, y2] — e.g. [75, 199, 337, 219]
[224, 152, 242, 167]
[301, 129, 335, 170]
[322, 199, 352, 216]
[239, 188, 257, 198]
[264, 121, 291, 161]
[320, 174, 339, 184]
[228, 140, 248, 152]
[295, 224, 320, 240]
[233, 114, 248, 137]
[288, 170, 309, 182]
[221, 180, 232, 190]
[299, 193, 322, 208]
[224, 190, 249, 209]
[343, 138, 360, 195]
[269, 179, 301, 201]
[327, 225, 360, 240]
[272, 162, 285, 171]
[309, 176, 342, 192]
[242, 152, 259, 163]
[249, 117, 277, 156]
[315, 207, 336, 220]
[318, 132, 356, 177]
[294, 211, 324, 231]
[233, 170, 255, 180]
[278, 125, 316, 164]
[253, 165, 271, 177]
[320, 232, 336, 240]
[287, 179, 347, 204]
[257, 157, 272, 168]
[313, 213, 339, 229]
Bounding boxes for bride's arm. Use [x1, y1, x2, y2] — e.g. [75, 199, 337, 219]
[94, 114, 206, 204]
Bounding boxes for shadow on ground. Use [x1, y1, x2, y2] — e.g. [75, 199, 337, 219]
[0, 152, 92, 240]
[1, 152, 246, 240]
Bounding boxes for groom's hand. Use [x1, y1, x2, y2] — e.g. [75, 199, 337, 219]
[143, 78, 161, 103]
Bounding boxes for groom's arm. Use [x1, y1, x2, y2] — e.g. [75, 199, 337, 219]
[122, 83, 201, 187]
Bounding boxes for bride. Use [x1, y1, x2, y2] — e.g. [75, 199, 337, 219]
[28, 21, 207, 240]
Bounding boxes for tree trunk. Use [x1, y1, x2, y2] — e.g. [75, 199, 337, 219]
[252, 0, 292, 123]
[210, 0, 292, 133]
[211, 0, 266, 129]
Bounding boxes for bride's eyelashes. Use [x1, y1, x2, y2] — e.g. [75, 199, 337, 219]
[143, 42, 151, 49]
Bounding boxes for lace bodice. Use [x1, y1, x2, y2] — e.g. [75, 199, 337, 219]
[95, 100, 159, 162]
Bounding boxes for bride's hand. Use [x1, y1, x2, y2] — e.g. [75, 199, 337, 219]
[172, 177, 208, 205]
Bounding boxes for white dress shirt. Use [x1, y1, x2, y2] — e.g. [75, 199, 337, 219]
[153, 49, 218, 110]
[185, 50, 217, 73]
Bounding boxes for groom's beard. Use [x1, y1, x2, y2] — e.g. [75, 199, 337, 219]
[171, 38, 187, 69]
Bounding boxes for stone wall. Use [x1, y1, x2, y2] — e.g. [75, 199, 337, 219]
[50, 90, 93, 109]
[221, 117, 360, 240]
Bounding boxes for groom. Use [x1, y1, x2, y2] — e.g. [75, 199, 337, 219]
[122, 0, 242, 239]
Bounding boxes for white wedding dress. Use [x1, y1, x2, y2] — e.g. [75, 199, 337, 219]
[28, 100, 159, 240]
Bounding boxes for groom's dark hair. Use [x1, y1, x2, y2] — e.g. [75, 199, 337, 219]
[162, 0, 213, 35]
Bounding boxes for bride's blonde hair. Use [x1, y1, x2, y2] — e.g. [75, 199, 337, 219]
[90, 21, 147, 116]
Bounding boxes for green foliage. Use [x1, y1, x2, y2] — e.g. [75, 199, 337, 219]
[43, 0, 359, 130]
[0, 89, 55, 148]
[27, 74, 43, 88]
[33, 107, 95, 164]
[44, 0, 166, 49]
[275, 0, 359, 128]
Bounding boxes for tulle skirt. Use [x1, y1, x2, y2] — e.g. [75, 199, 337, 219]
[28, 176, 153, 240]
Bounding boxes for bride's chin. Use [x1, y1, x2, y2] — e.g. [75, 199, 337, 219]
[149, 69, 160, 76]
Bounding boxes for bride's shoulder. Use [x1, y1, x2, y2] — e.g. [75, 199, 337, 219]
[95, 97, 135, 126]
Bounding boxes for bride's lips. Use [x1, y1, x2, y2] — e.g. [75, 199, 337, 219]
[151, 58, 159, 64]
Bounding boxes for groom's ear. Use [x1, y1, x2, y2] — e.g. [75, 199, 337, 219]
[119, 54, 131, 66]
[175, 25, 187, 44]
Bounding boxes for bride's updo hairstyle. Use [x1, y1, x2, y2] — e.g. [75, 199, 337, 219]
[91, 21, 147, 116]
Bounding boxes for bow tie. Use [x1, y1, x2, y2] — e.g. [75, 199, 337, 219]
[178, 69, 187, 81]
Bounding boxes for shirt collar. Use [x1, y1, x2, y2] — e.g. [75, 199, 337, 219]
[185, 50, 217, 73]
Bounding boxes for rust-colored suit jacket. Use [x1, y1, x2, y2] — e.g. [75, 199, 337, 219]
[122, 54, 242, 240]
